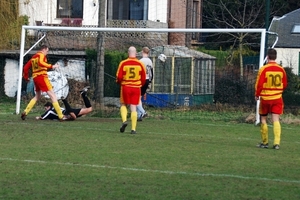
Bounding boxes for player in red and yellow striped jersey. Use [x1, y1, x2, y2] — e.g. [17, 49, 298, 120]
[21, 45, 65, 121]
[255, 48, 288, 150]
[116, 46, 146, 134]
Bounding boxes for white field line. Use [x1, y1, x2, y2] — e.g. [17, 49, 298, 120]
[1, 157, 299, 184]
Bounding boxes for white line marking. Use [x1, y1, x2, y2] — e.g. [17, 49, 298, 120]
[1, 157, 299, 184]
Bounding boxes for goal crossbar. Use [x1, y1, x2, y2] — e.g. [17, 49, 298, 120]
[17, 25, 266, 124]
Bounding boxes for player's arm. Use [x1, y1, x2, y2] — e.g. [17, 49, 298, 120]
[23, 60, 32, 81]
[39, 111, 49, 120]
[38, 53, 53, 70]
[149, 67, 154, 83]
[39, 109, 58, 120]
[254, 69, 264, 99]
[282, 68, 288, 90]
[140, 64, 147, 86]
[116, 63, 124, 84]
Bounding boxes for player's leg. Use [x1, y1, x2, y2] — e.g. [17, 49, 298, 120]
[61, 98, 81, 120]
[129, 88, 140, 134]
[47, 90, 64, 120]
[119, 86, 128, 133]
[62, 98, 72, 113]
[76, 86, 93, 116]
[80, 88, 92, 109]
[257, 100, 269, 148]
[136, 98, 145, 121]
[22, 91, 41, 120]
[38, 76, 64, 120]
[120, 87, 128, 122]
[21, 79, 42, 120]
[137, 81, 149, 120]
[271, 99, 283, 150]
[272, 113, 281, 149]
[259, 115, 268, 147]
[130, 104, 138, 134]
[120, 104, 128, 132]
[77, 107, 92, 116]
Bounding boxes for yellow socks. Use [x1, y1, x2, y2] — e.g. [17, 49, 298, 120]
[52, 101, 63, 119]
[260, 121, 281, 146]
[24, 99, 37, 114]
[260, 123, 268, 144]
[119, 106, 138, 132]
[273, 121, 281, 145]
[131, 111, 137, 131]
[120, 105, 127, 122]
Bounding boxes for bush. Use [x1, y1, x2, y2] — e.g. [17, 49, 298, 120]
[85, 49, 127, 97]
[104, 51, 127, 97]
[283, 67, 300, 106]
[214, 76, 251, 105]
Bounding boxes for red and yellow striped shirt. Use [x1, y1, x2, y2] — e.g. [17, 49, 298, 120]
[255, 61, 287, 100]
[116, 57, 146, 88]
[23, 52, 53, 80]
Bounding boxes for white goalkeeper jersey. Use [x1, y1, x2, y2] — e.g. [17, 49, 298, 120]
[140, 57, 153, 81]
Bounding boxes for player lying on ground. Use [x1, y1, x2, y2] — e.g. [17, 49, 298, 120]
[36, 101, 69, 120]
[36, 86, 93, 120]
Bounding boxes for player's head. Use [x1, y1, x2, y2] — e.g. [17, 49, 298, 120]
[267, 48, 277, 61]
[142, 47, 150, 55]
[128, 46, 137, 58]
[44, 102, 53, 110]
[40, 45, 49, 55]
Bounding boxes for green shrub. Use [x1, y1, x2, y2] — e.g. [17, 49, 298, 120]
[85, 50, 127, 97]
[283, 67, 300, 106]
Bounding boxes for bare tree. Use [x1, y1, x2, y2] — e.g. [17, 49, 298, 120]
[203, 0, 265, 78]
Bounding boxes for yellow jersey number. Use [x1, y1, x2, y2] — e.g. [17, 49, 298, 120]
[31, 58, 39, 70]
[265, 71, 283, 88]
[125, 66, 140, 80]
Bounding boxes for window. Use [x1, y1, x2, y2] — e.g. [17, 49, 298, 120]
[108, 0, 148, 20]
[57, 0, 83, 18]
[291, 24, 300, 34]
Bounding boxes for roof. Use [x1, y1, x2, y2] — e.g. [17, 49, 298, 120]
[269, 8, 300, 48]
[0, 50, 86, 59]
[137, 45, 216, 60]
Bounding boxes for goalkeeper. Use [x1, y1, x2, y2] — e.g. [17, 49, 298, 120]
[36, 86, 92, 120]
[137, 47, 153, 121]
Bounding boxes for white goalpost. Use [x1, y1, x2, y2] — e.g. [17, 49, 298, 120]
[16, 25, 266, 124]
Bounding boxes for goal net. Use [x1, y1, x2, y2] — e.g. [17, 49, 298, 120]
[15, 26, 266, 122]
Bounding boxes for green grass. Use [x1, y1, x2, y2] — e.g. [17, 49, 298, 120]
[0, 103, 300, 199]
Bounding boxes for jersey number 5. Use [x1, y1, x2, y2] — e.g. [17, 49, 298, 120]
[129, 67, 136, 79]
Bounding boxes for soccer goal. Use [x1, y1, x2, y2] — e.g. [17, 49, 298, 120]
[16, 26, 267, 123]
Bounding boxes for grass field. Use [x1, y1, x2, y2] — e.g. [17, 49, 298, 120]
[0, 102, 300, 200]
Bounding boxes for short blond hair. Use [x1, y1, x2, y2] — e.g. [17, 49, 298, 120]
[142, 47, 150, 54]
